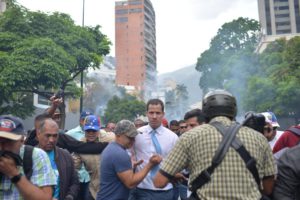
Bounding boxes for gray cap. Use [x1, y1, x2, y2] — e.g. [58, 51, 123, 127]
[115, 120, 139, 138]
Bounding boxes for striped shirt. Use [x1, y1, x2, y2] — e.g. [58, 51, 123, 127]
[0, 145, 57, 200]
[160, 116, 275, 200]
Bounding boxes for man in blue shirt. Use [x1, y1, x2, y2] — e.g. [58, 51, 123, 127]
[97, 120, 161, 200]
[37, 118, 79, 200]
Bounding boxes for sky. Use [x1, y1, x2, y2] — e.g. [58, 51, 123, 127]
[16, 0, 259, 74]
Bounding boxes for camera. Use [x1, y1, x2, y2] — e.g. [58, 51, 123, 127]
[242, 112, 266, 134]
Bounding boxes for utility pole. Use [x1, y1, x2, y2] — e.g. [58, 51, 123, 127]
[79, 0, 85, 114]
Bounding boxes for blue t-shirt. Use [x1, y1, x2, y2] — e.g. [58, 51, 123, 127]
[97, 142, 132, 200]
[47, 150, 60, 199]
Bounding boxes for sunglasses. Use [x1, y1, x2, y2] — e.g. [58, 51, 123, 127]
[180, 126, 187, 129]
[264, 127, 272, 133]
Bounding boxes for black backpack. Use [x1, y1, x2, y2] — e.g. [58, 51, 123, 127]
[23, 145, 34, 180]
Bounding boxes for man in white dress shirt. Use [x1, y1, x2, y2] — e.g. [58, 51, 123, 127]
[129, 99, 178, 200]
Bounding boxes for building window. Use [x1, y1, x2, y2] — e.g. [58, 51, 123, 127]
[129, 8, 142, 13]
[116, 17, 128, 23]
[33, 94, 51, 109]
[275, 13, 290, 18]
[274, 0, 288, 2]
[276, 21, 290, 26]
[115, 9, 128, 15]
[129, 1, 142, 5]
[276, 29, 291, 34]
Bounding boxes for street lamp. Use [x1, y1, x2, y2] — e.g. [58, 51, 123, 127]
[79, 0, 85, 113]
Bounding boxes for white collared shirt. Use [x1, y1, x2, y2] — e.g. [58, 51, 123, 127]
[133, 124, 178, 190]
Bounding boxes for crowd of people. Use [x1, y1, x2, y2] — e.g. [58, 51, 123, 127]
[0, 89, 300, 200]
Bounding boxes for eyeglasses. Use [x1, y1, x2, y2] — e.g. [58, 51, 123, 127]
[264, 127, 272, 133]
[180, 126, 187, 129]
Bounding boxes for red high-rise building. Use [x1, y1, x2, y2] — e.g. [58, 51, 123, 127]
[115, 0, 156, 99]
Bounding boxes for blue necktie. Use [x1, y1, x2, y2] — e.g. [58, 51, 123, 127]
[150, 129, 162, 177]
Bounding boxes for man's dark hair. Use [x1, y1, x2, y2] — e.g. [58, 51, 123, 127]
[146, 99, 164, 112]
[184, 109, 206, 124]
[178, 120, 186, 124]
[169, 120, 179, 126]
[243, 112, 266, 134]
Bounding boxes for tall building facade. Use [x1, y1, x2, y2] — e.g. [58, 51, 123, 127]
[257, 0, 300, 52]
[115, 0, 156, 99]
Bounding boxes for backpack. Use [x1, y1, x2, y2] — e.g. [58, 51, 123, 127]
[287, 127, 300, 137]
[23, 145, 34, 180]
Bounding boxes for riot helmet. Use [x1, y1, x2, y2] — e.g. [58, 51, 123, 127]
[202, 89, 237, 121]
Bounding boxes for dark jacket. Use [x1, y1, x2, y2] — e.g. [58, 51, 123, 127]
[25, 129, 108, 154]
[55, 146, 79, 200]
[273, 144, 300, 200]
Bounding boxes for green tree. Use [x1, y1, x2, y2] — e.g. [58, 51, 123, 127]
[0, 2, 111, 122]
[104, 95, 146, 123]
[244, 37, 300, 120]
[196, 17, 260, 94]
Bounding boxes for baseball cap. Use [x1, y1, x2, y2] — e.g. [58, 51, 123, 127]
[84, 115, 100, 131]
[114, 120, 139, 138]
[0, 115, 26, 140]
[261, 112, 280, 127]
[80, 110, 94, 120]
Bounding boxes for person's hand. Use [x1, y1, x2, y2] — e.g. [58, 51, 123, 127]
[0, 156, 19, 178]
[71, 153, 82, 170]
[50, 95, 63, 107]
[149, 154, 162, 166]
[132, 159, 144, 169]
[173, 172, 187, 183]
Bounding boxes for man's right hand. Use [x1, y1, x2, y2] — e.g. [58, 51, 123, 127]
[149, 154, 162, 166]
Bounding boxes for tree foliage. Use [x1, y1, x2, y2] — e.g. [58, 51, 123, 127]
[104, 95, 146, 123]
[244, 37, 300, 118]
[0, 2, 111, 118]
[196, 17, 260, 95]
[196, 17, 300, 121]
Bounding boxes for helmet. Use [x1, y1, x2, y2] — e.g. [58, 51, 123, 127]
[202, 89, 237, 121]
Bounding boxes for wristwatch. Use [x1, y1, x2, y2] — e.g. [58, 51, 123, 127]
[11, 173, 22, 184]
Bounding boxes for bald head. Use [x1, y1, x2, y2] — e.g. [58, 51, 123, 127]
[37, 118, 59, 151]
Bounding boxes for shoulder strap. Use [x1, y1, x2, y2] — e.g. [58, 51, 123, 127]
[190, 122, 241, 194]
[23, 145, 34, 180]
[212, 121, 261, 187]
[287, 127, 300, 136]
